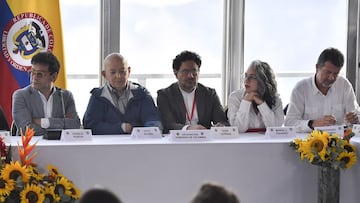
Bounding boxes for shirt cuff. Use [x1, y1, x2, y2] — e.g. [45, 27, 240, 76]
[182, 125, 189, 130]
[41, 118, 50, 128]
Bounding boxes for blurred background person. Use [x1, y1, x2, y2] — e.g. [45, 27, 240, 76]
[78, 187, 122, 203]
[190, 182, 240, 203]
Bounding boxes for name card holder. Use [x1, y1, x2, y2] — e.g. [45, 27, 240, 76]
[131, 127, 162, 139]
[210, 126, 239, 139]
[0, 131, 11, 143]
[265, 127, 296, 138]
[60, 129, 92, 142]
[314, 125, 344, 137]
[169, 130, 211, 141]
[351, 124, 360, 136]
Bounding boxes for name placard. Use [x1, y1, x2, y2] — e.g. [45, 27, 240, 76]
[131, 127, 162, 139]
[0, 131, 11, 143]
[351, 124, 360, 136]
[211, 126, 239, 139]
[169, 130, 211, 141]
[60, 129, 92, 142]
[265, 127, 296, 138]
[314, 125, 344, 136]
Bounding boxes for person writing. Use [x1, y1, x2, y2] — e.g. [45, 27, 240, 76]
[12, 51, 81, 136]
[227, 60, 284, 132]
[83, 53, 162, 135]
[284, 47, 360, 132]
[157, 50, 228, 133]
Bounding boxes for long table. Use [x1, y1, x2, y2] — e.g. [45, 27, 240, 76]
[8, 134, 360, 203]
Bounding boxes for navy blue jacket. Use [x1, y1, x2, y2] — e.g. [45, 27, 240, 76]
[83, 82, 162, 135]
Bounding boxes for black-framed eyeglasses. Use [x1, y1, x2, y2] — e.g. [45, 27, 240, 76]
[178, 69, 199, 76]
[29, 70, 50, 78]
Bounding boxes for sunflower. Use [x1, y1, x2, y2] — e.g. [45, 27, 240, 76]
[342, 141, 356, 153]
[20, 184, 45, 203]
[67, 181, 81, 199]
[0, 177, 15, 196]
[1, 161, 29, 183]
[302, 130, 328, 161]
[47, 165, 63, 179]
[43, 185, 60, 203]
[27, 165, 44, 182]
[337, 152, 357, 169]
[54, 176, 72, 198]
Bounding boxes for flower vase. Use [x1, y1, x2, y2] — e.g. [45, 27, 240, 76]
[317, 166, 340, 203]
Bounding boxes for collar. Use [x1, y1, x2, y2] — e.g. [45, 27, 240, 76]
[106, 81, 130, 95]
[177, 83, 197, 95]
[311, 75, 334, 96]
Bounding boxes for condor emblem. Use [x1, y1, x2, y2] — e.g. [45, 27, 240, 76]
[1, 12, 54, 72]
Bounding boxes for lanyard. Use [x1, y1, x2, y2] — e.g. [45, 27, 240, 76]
[184, 94, 196, 123]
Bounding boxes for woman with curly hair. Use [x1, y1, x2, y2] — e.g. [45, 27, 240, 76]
[227, 60, 284, 132]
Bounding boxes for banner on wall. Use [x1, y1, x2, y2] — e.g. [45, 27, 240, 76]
[0, 0, 67, 125]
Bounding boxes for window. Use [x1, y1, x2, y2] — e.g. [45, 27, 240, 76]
[60, 0, 100, 120]
[244, 0, 347, 105]
[120, 0, 224, 100]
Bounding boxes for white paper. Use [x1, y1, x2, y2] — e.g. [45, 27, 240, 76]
[61, 129, 92, 141]
[211, 126, 239, 139]
[314, 125, 344, 136]
[131, 127, 162, 139]
[352, 124, 360, 136]
[169, 130, 211, 141]
[265, 127, 296, 138]
[0, 131, 11, 143]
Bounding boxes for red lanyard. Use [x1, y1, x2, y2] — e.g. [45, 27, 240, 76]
[184, 94, 196, 122]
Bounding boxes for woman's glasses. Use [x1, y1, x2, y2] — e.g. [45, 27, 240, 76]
[243, 74, 257, 81]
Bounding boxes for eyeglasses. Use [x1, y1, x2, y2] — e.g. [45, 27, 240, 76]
[243, 74, 257, 81]
[29, 70, 50, 78]
[178, 69, 199, 76]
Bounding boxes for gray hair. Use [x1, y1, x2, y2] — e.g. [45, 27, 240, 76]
[250, 60, 277, 108]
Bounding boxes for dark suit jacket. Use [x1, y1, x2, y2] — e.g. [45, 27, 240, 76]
[157, 82, 228, 133]
[0, 106, 9, 131]
[12, 85, 81, 136]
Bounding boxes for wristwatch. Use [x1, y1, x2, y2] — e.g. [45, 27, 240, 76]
[308, 120, 314, 130]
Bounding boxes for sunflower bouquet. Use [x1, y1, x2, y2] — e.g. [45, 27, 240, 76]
[289, 129, 357, 169]
[0, 127, 81, 203]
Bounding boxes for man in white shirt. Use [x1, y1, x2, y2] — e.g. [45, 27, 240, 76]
[12, 51, 81, 136]
[284, 47, 360, 132]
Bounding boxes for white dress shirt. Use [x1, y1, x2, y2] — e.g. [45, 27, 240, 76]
[179, 87, 199, 129]
[38, 88, 55, 128]
[284, 75, 360, 132]
[227, 88, 284, 133]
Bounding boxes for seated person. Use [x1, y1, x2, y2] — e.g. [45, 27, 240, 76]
[157, 50, 228, 133]
[284, 47, 360, 132]
[190, 182, 240, 203]
[0, 106, 9, 131]
[12, 51, 81, 136]
[227, 60, 284, 132]
[83, 53, 162, 135]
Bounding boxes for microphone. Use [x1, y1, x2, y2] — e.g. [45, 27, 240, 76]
[58, 88, 66, 129]
[43, 87, 65, 140]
